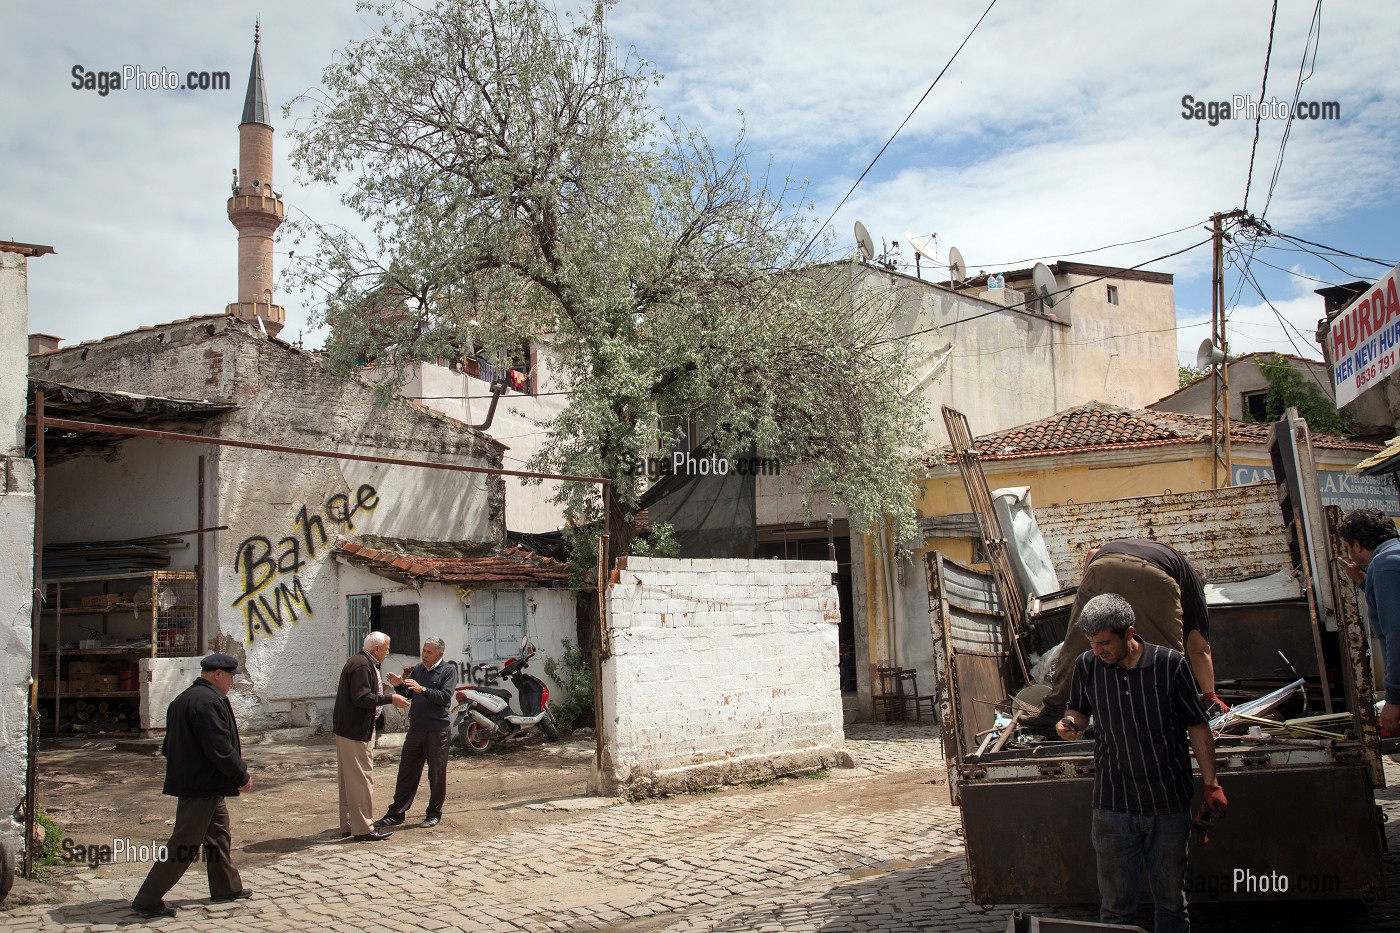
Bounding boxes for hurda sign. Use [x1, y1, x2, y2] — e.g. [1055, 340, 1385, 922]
[1330, 261, 1400, 407]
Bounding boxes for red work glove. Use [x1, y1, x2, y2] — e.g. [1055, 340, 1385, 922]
[1203, 783, 1228, 810]
[1202, 692, 1229, 712]
[1192, 783, 1228, 846]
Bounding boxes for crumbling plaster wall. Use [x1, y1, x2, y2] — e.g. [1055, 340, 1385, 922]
[1, 250, 36, 878]
[594, 557, 844, 797]
[30, 318, 508, 732]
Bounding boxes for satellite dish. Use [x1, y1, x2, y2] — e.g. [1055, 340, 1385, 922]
[854, 221, 875, 261]
[948, 246, 967, 283]
[1196, 338, 1226, 369]
[906, 232, 939, 280]
[1031, 262, 1061, 307]
[906, 232, 940, 264]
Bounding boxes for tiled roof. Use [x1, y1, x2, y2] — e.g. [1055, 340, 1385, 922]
[335, 541, 571, 588]
[924, 401, 1380, 464]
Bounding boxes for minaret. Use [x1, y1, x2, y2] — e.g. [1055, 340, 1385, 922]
[226, 21, 285, 337]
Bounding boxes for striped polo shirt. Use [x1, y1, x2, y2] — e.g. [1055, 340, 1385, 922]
[1067, 638, 1209, 814]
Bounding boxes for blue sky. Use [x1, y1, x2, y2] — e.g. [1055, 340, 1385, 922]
[7, 1, 1399, 371]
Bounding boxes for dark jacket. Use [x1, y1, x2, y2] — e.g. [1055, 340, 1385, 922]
[396, 660, 458, 732]
[161, 677, 248, 798]
[334, 650, 395, 742]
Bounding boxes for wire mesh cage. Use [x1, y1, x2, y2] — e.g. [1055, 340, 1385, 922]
[152, 570, 198, 658]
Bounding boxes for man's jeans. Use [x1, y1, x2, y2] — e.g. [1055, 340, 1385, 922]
[1091, 808, 1191, 932]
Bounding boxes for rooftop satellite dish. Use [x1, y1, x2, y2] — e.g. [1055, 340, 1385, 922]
[904, 232, 938, 279]
[1031, 262, 1061, 307]
[948, 246, 967, 283]
[906, 232, 940, 264]
[854, 221, 875, 261]
[1196, 338, 1226, 369]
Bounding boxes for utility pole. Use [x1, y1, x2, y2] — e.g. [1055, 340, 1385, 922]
[1209, 210, 1245, 489]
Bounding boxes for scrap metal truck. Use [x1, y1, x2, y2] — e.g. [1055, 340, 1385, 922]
[930, 408, 1387, 906]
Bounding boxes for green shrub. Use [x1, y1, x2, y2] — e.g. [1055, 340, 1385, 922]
[544, 638, 594, 732]
[26, 805, 63, 877]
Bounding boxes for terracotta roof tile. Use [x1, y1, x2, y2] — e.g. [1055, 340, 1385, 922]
[924, 401, 1379, 465]
[334, 541, 571, 587]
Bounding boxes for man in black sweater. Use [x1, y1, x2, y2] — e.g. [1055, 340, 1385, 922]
[131, 653, 253, 919]
[375, 636, 457, 829]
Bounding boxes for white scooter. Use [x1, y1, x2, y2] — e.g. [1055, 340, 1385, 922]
[454, 639, 560, 754]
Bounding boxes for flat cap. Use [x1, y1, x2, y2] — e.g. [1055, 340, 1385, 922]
[200, 653, 239, 672]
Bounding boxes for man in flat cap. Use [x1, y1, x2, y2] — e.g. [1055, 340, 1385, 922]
[131, 653, 253, 919]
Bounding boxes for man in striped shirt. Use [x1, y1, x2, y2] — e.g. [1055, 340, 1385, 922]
[1057, 593, 1224, 933]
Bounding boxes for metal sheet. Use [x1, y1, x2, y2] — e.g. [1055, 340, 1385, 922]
[1207, 601, 1320, 680]
[1034, 484, 1291, 587]
[961, 766, 1383, 905]
[954, 653, 1011, 756]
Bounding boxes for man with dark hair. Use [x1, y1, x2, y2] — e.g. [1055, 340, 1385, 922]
[131, 653, 253, 919]
[1338, 507, 1400, 732]
[375, 636, 457, 829]
[1057, 593, 1222, 933]
[1027, 538, 1223, 729]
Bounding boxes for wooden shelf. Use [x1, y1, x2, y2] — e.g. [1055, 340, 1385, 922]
[41, 604, 152, 616]
[38, 691, 140, 699]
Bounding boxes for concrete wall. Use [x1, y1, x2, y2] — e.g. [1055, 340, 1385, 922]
[321, 563, 576, 736]
[30, 318, 508, 732]
[380, 343, 568, 534]
[1, 250, 36, 876]
[594, 557, 844, 797]
[1152, 354, 1336, 420]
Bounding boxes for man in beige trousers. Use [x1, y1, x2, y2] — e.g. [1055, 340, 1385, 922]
[333, 632, 409, 841]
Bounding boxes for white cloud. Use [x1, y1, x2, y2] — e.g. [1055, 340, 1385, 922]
[5, 0, 1398, 364]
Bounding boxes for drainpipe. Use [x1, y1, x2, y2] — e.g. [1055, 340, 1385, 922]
[880, 524, 899, 669]
[470, 379, 508, 432]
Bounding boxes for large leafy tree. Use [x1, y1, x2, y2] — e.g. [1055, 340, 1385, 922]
[287, 0, 923, 565]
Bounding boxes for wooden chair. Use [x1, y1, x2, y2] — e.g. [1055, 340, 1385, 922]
[873, 666, 937, 722]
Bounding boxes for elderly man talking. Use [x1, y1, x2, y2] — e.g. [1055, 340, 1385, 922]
[334, 631, 410, 841]
[375, 636, 457, 829]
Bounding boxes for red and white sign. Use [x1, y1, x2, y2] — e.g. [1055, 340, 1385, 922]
[1330, 262, 1400, 407]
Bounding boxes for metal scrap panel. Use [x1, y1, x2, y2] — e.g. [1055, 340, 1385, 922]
[1034, 484, 1292, 586]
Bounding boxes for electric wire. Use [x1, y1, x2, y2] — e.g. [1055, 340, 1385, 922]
[870, 237, 1213, 348]
[1242, 0, 1280, 213]
[1261, 1, 1322, 221]
[1243, 253, 1341, 287]
[1235, 262, 1332, 394]
[797, 0, 1000, 260]
[1274, 232, 1396, 268]
[956, 219, 1207, 270]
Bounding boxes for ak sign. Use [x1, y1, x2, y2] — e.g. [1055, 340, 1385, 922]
[1233, 465, 1400, 514]
[1330, 261, 1400, 407]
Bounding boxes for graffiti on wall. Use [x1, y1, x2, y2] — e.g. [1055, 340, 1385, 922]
[233, 483, 380, 643]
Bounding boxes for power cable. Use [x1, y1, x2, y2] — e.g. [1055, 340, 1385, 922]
[1236, 262, 1332, 394]
[958, 220, 1207, 269]
[1243, 253, 1341, 287]
[1242, 0, 1280, 213]
[798, 0, 1000, 259]
[1261, 1, 1322, 221]
[1273, 232, 1396, 268]
[871, 237, 1213, 347]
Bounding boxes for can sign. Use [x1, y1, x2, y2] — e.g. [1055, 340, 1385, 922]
[1331, 261, 1400, 407]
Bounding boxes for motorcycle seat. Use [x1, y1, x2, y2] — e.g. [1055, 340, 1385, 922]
[473, 685, 513, 701]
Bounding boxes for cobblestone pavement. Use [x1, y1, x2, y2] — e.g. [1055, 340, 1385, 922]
[6, 722, 1400, 932]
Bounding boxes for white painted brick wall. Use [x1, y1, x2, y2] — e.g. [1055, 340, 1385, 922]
[596, 557, 844, 796]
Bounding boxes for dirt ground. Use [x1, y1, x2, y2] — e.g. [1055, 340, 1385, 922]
[27, 729, 601, 883]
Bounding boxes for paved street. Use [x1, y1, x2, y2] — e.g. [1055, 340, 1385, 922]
[6, 722, 1400, 932]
